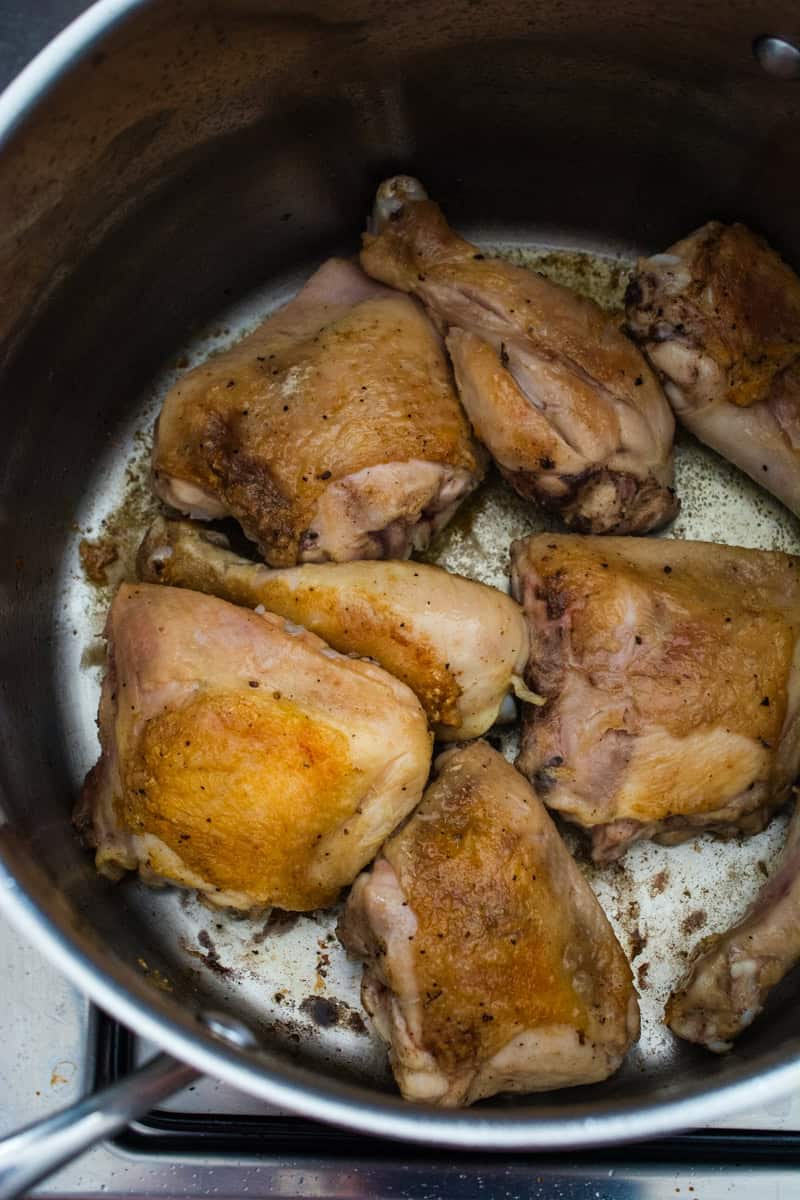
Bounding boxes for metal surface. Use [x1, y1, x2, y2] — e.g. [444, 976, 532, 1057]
[0, 914, 799, 1197]
[0, 1051, 198, 1200]
[58, 243, 800, 1107]
[0, 1008, 262, 1198]
[4, 0, 800, 1158]
[753, 35, 800, 80]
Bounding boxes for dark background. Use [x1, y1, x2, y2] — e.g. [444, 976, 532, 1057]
[0, 0, 91, 86]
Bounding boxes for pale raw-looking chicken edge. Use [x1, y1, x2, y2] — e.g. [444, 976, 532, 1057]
[360, 175, 678, 537]
[667, 799, 800, 1052]
[338, 740, 639, 1106]
[511, 533, 800, 862]
[137, 515, 540, 741]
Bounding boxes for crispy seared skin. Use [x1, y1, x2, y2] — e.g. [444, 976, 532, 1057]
[76, 583, 431, 911]
[152, 257, 484, 565]
[626, 222, 800, 516]
[339, 741, 638, 1105]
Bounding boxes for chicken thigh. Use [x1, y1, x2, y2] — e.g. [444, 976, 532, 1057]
[75, 583, 431, 912]
[667, 802, 800, 1052]
[511, 534, 800, 862]
[137, 516, 535, 740]
[626, 222, 800, 516]
[339, 741, 638, 1106]
[360, 176, 677, 534]
[152, 257, 484, 566]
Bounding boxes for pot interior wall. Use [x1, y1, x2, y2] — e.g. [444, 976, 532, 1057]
[3, 0, 800, 1125]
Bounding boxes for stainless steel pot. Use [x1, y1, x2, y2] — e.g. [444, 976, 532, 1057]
[2, 0, 800, 1188]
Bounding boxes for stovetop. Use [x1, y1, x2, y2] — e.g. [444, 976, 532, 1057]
[4, 909, 800, 1200]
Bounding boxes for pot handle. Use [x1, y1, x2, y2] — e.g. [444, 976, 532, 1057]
[0, 1050, 198, 1199]
[0, 1011, 257, 1199]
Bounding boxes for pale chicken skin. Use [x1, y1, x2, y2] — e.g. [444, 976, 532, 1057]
[511, 534, 800, 862]
[339, 741, 639, 1106]
[137, 516, 535, 740]
[75, 583, 432, 912]
[152, 257, 484, 566]
[626, 222, 800, 516]
[667, 802, 800, 1052]
[360, 176, 677, 535]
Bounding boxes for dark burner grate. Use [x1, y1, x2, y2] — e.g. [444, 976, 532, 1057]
[96, 1014, 800, 1165]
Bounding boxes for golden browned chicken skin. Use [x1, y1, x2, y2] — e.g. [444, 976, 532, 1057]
[339, 741, 639, 1106]
[152, 257, 484, 566]
[76, 583, 432, 912]
[626, 222, 800, 516]
[511, 534, 800, 861]
[667, 801, 800, 1052]
[137, 516, 535, 740]
[360, 176, 677, 535]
